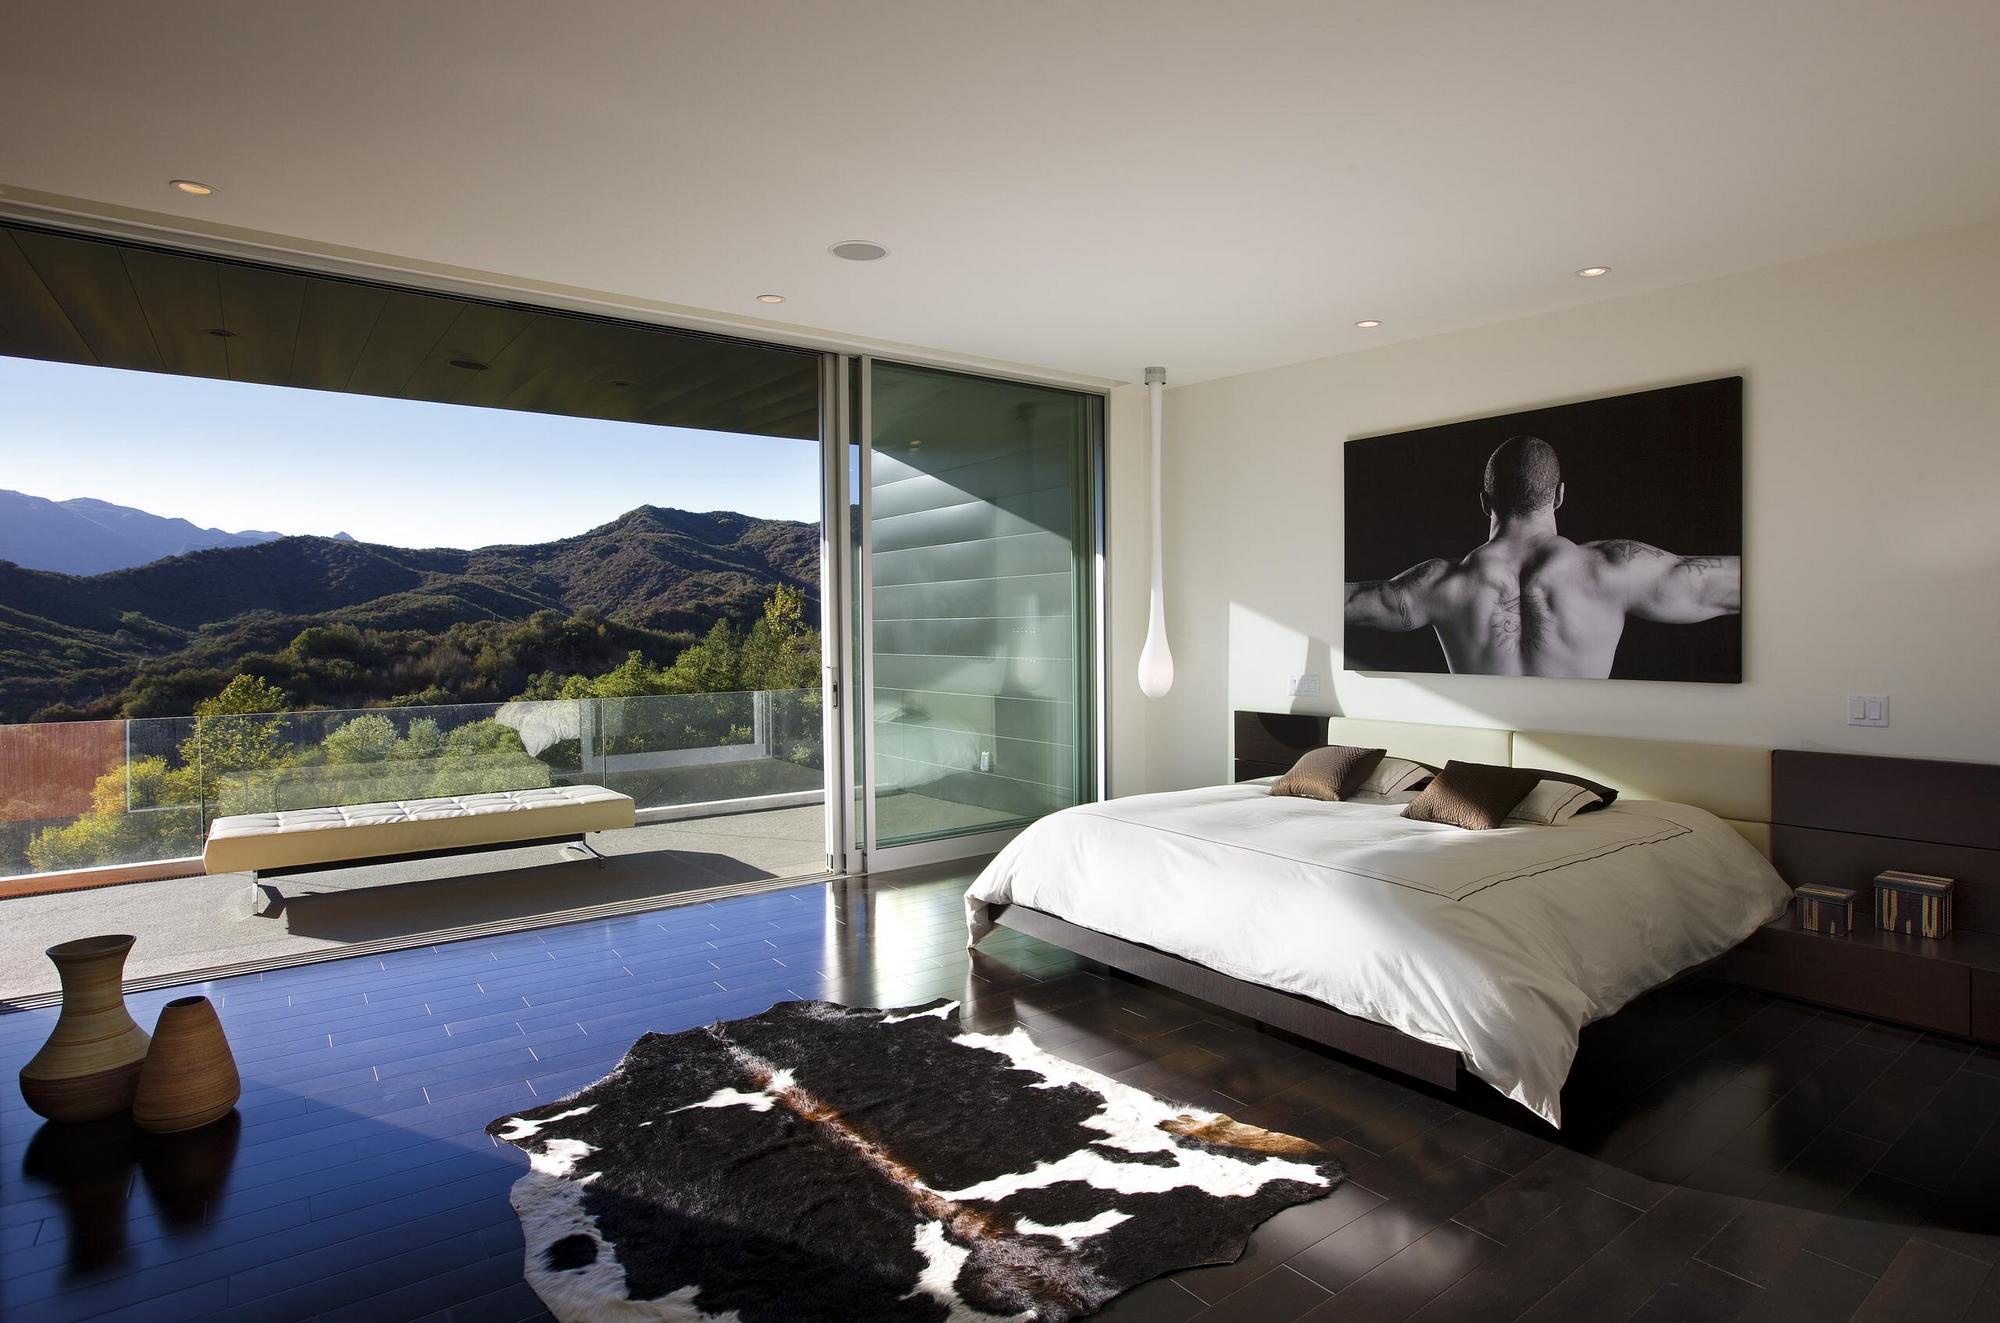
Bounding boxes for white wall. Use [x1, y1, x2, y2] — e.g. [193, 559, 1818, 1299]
[1113, 220, 2000, 793]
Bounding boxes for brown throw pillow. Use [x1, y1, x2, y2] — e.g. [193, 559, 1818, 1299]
[1271, 745, 1387, 802]
[1402, 760, 1542, 830]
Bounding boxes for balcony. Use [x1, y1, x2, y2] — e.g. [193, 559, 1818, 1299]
[0, 692, 828, 998]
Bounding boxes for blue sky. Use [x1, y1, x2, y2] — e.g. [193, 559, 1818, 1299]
[0, 356, 822, 548]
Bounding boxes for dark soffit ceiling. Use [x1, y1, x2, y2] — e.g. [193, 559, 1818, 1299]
[0, 223, 820, 441]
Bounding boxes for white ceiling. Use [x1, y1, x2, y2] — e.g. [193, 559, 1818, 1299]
[2, 1, 1997, 385]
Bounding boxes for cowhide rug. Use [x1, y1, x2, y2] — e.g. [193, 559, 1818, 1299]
[488, 998, 1345, 1322]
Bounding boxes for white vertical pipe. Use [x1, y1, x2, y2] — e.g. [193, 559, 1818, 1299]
[1137, 367, 1174, 698]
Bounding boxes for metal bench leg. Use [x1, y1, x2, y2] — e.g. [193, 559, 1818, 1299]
[248, 873, 287, 917]
[562, 837, 608, 869]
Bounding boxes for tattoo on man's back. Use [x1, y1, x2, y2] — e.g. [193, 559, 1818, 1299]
[1600, 539, 1668, 565]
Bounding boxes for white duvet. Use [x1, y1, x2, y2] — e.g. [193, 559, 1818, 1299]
[964, 783, 1790, 1125]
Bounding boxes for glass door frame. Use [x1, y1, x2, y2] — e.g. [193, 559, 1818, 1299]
[821, 353, 861, 874]
[820, 354, 1108, 877]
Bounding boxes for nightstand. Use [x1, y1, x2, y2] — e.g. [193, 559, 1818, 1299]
[1740, 749, 2000, 1045]
[1718, 903, 2000, 1044]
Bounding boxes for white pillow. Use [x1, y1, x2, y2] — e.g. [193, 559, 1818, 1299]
[1347, 789, 1423, 806]
[1506, 779, 1607, 826]
[1359, 757, 1434, 796]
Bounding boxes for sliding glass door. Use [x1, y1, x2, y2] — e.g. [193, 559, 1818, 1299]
[846, 360, 1100, 867]
[0, 219, 840, 991]
[0, 218, 1105, 968]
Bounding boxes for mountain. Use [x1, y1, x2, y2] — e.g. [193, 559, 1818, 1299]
[0, 490, 286, 574]
[0, 506, 817, 720]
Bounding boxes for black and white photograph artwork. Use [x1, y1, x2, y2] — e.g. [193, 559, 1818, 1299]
[1344, 376, 1743, 683]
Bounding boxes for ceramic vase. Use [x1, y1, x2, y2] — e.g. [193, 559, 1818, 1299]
[19, 935, 151, 1123]
[132, 996, 241, 1134]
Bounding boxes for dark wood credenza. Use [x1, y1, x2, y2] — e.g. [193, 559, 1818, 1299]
[1717, 749, 2000, 1045]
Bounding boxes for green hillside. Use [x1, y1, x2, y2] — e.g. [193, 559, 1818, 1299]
[0, 506, 817, 721]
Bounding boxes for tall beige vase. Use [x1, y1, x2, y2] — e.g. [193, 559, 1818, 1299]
[133, 996, 241, 1134]
[19, 935, 151, 1123]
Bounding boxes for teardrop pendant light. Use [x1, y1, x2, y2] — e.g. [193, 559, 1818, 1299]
[1137, 367, 1175, 698]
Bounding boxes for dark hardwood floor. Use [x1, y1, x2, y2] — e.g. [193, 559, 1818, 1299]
[3, 865, 1996, 1322]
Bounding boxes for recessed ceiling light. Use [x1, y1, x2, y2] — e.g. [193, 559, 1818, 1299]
[448, 359, 489, 371]
[1576, 266, 1610, 278]
[756, 293, 786, 304]
[203, 327, 236, 338]
[169, 179, 215, 196]
[1354, 320, 1382, 329]
[829, 240, 888, 262]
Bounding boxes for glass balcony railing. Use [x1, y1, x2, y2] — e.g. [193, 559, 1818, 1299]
[0, 690, 823, 881]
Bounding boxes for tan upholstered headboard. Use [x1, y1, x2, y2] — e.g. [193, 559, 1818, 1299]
[1511, 730, 1773, 855]
[1323, 717, 1513, 770]
[1232, 713, 1772, 855]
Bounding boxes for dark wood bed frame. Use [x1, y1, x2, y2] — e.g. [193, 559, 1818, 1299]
[995, 710, 1464, 1089]
[989, 901, 1463, 1086]
[991, 710, 2000, 1096]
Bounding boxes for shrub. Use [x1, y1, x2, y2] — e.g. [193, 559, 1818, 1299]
[320, 713, 399, 764]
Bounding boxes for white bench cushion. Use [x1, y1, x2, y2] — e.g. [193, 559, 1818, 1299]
[202, 785, 636, 875]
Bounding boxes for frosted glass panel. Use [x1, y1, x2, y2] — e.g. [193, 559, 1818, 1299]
[869, 363, 1096, 848]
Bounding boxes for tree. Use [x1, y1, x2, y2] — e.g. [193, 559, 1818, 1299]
[320, 713, 400, 764]
[26, 756, 202, 872]
[659, 620, 742, 695]
[181, 673, 291, 811]
[738, 584, 818, 690]
[573, 651, 670, 699]
[198, 674, 290, 716]
[289, 623, 367, 659]
[400, 717, 445, 761]
[224, 713, 552, 814]
[24, 675, 290, 871]
[420, 719, 553, 797]
[12, 593, 824, 876]
[516, 670, 565, 701]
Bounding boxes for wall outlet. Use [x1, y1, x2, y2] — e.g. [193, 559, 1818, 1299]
[1847, 693, 1889, 727]
[1288, 672, 1321, 697]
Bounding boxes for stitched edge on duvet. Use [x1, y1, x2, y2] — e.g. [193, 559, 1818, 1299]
[1068, 804, 1693, 901]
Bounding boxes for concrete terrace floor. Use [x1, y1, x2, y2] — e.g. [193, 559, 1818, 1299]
[0, 807, 832, 1001]
[0, 791, 1025, 1001]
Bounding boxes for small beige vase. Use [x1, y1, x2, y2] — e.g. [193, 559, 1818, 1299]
[20, 935, 152, 1123]
[133, 996, 241, 1134]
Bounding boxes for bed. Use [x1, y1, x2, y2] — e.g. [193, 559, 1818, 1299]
[964, 714, 1790, 1126]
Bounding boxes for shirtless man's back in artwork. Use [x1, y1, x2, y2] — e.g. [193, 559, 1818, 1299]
[1344, 435, 1739, 678]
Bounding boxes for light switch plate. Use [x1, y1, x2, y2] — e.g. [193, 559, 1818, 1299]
[1847, 693, 1889, 727]
[1288, 673, 1321, 697]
